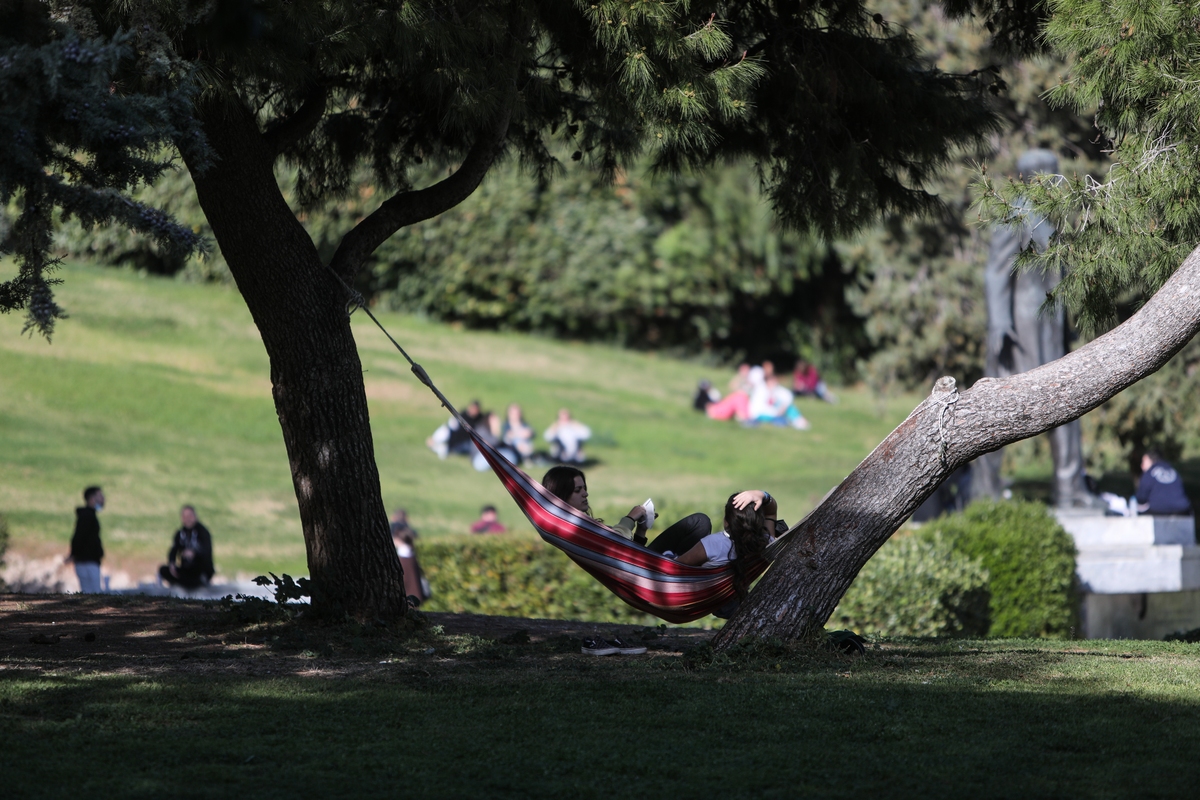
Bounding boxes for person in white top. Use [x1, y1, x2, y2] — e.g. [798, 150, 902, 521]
[544, 408, 592, 464]
[748, 374, 809, 429]
[660, 490, 779, 598]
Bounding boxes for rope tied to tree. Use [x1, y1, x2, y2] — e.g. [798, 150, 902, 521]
[323, 263, 468, 429]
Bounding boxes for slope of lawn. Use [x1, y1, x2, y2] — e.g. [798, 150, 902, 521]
[0, 261, 920, 582]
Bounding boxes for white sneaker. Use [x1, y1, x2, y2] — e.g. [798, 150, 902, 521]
[791, 417, 810, 430]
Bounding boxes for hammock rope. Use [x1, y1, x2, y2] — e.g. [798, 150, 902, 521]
[326, 264, 797, 622]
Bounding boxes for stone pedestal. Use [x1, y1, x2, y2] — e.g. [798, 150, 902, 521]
[1055, 511, 1200, 639]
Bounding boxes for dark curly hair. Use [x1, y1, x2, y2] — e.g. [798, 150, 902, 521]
[724, 494, 768, 597]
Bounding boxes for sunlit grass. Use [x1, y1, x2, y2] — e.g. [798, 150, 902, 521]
[0, 261, 921, 581]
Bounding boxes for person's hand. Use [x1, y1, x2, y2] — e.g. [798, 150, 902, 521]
[628, 505, 646, 522]
[731, 490, 766, 511]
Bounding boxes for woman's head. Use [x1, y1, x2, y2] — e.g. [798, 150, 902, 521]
[724, 493, 769, 597]
[543, 466, 589, 514]
[724, 495, 765, 540]
[506, 403, 523, 422]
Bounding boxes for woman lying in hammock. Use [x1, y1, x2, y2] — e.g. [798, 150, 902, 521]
[541, 466, 779, 581]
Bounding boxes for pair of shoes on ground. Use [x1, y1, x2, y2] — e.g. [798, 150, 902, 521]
[581, 636, 648, 656]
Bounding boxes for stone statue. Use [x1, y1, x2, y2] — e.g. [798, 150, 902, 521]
[973, 149, 1093, 508]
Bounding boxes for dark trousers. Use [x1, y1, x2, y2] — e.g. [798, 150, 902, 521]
[159, 564, 208, 590]
[647, 513, 712, 556]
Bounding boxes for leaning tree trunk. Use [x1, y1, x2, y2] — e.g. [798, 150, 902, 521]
[715, 243, 1200, 648]
[183, 100, 407, 620]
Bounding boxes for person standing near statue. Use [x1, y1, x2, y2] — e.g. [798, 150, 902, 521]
[66, 486, 105, 593]
[974, 149, 1093, 508]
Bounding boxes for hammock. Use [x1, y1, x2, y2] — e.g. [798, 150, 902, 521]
[466, 424, 794, 623]
[327, 267, 795, 623]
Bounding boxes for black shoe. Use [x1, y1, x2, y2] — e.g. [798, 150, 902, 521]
[607, 637, 647, 655]
[580, 637, 619, 656]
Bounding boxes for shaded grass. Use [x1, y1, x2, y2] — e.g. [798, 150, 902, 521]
[3, 628, 1200, 798]
[0, 261, 920, 582]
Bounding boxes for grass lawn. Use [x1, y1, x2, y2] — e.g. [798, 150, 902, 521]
[2, 596, 1200, 798]
[0, 261, 920, 583]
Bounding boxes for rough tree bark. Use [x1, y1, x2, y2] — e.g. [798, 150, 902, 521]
[715, 242, 1200, 648]
[182, 100, 409, 620]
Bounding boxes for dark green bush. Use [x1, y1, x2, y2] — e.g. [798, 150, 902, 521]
[923, 500, 1079, 638]
[419, 535, 660, 625]
[833, 531, 991, 637]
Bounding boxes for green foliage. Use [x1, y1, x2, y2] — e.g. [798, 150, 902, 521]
[372, 159, 863, 370]
[1082, 338, 1200, 473]
[55, 155, 866, 371]
[978, 0, 1200, 332]
[0, 3, 204, 337]
[846, 0, 1103, 392]
[834, 531, 991, 637]
[924, 500, 1080, 638]
[420, 535, 660, 625]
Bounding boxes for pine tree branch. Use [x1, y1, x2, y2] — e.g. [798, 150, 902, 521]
[263, 86, 328, 157]
[328, 107, 512, 281]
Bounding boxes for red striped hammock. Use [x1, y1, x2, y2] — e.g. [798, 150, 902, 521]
[469, 427, 794, 623]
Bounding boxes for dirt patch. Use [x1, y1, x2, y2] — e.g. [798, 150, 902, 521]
[0, 594, 713, 679]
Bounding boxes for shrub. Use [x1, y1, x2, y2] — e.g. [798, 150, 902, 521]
[833, 531, 991, 638]
[924, 500, 1079, 638]
[419, 535, 660, 625]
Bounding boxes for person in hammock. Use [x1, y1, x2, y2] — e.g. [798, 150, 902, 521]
[541, 466, 778, 588]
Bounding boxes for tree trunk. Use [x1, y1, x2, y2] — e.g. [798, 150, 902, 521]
[183, 100, 407, 620]
[715, 243, 1200, 648]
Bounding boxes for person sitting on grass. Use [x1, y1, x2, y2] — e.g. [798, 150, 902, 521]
[705, 363, 753, 422]
[501, 403, 536, 463]
[792, 358, 837, 404]
[158, 505, 214, 590]
[470, 505, 508, 534]
[544, 408, 591, 464]
[749, 374, 809, 429]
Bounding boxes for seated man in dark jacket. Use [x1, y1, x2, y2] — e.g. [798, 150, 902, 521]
[1137, 451, 1193, 515]
[159, 505, 215, 589]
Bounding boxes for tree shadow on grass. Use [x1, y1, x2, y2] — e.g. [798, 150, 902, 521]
[3, 637, 1200, 798]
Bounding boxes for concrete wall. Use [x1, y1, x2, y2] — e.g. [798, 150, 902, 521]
[1081, 591, 1200, 640]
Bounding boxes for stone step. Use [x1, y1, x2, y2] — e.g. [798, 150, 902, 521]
[1074, 544, 1200, 594]
[1054, 512, 1195, 548]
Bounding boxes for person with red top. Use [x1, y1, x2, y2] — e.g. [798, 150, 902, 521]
[470, 505, 508, 534]
[791, 358, 837, 404]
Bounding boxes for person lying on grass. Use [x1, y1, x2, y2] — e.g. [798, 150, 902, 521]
[541, 466, 779, 588]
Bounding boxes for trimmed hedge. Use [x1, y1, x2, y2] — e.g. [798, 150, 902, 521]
[924, 500, 1079, 638]
[417, 500, 1078, 638]
[419, 535, 660, 625]
[833, 531, 991, 638]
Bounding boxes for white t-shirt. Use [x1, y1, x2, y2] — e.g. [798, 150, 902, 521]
[697, 529, 777, 567]
[699, 532, 736, 566]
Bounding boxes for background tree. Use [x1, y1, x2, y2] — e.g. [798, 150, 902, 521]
[54, 157, 867, 375]
[717, 0, 1200, 645]
[2, 0, 999, 620]
[0, 1, 203, 339]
